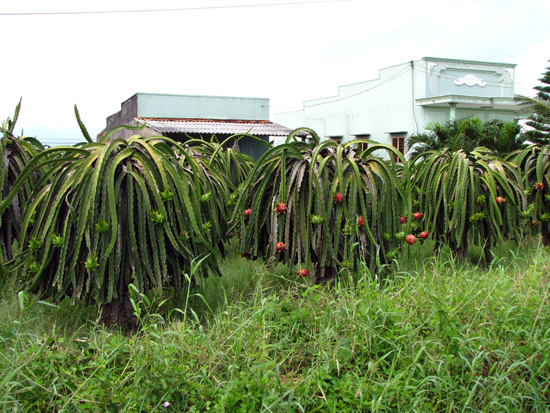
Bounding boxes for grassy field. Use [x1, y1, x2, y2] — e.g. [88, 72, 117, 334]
[1, 238, 549, 412]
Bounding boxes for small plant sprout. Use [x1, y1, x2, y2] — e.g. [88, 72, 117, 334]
[226, 191, 238, 207]
[50, 233, 63, 248]
[179, 231, 189, 242]
[309, 214, 324, 225]
[150, 210, 165, 224]
[520, 203, 536, 218]
[95, 219, 109, 233]
[470, 211, 487, 223]
[200, 191, 211, 203]
[342, 222, 353, 236]
[27, 261, 40, 273]
[160, 189, 173, 202]
[385, 247, 400, 260]
[84, 254, 99, 271]
[28, 237, 41, 251]
[28, 210, 36, 226]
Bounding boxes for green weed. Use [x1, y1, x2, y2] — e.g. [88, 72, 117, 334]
[0, 238, 549, 411]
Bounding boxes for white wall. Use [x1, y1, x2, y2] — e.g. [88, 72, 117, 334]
[275, 57, 519, 156]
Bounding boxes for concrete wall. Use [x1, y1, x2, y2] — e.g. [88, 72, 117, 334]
[422, 107, 517, 125]
[107, 93, 270, 130]
[275, 61, 415, 146]
[106, 94, 140, 131]
[275, 57, 519, 157]
[105, 93, 271, 143]
[424, 57, 515, 99]
[136, 93, 269, 120]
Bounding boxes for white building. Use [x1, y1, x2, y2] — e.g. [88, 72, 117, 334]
[275, 57, 518, 156]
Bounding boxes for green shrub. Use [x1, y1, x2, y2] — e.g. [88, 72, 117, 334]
[511, 143, 550, 245]
[0, 100, 45, 273]
[412, 145, 524, 261]
[232, 129, 406, 278]
[1, 132, 223, 323]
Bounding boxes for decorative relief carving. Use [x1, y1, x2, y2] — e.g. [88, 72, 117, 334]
[505, 68, 514, 80]
[454, 74, 487, 87]
[427, 62, 439, 74]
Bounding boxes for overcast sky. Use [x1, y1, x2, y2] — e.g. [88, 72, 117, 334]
[1, 0, 549, 145]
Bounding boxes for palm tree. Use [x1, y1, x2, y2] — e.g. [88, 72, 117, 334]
[517, 60, 550, 144]
[406, 118, 484, 158]
[407, 117, 524, 158]
[477, 119, 525, 156]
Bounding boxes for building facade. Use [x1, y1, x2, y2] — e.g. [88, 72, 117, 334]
[275, 57, 518, 156]
[103, 93, 296, 160]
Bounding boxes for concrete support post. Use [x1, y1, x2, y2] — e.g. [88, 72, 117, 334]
[449, 103, 457, 121]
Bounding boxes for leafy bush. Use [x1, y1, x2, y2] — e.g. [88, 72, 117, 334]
[412, 145, 524, 261]
[2, 133, 222, 323]
[0, 101, 45, 272]
[174, 138, 255, 250]
[186, 138, 255, 192]
[232, 129, 406, 277]
[406, 117, 524, 159]
[511, 143, 550, 245]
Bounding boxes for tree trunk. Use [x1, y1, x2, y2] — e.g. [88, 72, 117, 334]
[100, 295, 136, 329]
[452, 236, 469, 261]
[432, 239, 442, 256]
[483, 241, 493, 265]
[542, 222, 550, 247]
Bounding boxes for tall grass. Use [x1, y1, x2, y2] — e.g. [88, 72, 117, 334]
[1, 238, 549, 411]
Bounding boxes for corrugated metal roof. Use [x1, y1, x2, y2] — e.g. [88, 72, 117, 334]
[136, 117, 297, 136]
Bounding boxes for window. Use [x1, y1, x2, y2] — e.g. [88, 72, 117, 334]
[328, 136, 343, 144]
[239, 141, 255, 157]
[391, 133, 406, 162]
[354, 134, 370, 151]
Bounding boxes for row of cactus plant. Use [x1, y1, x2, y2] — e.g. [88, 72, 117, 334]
[231, 128, 411, 277]
[0, 107, 254, 323]
[4, 102, 550, 321]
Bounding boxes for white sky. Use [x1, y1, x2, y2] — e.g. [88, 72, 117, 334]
[1, 0, 549, 145]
